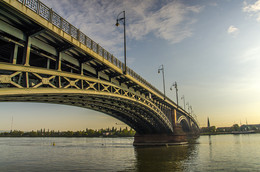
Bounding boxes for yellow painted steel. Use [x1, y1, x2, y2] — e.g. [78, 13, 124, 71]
[174, 109, 177, 125]
[0, 62, 173, 131]
[1, 0, 174, 108]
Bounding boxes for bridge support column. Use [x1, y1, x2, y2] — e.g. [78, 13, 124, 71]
[56, 51, 62, 71]
[22, 36, 31, 66]
[47, 58, 50, 69]
[10, 43, 18, 64]
[133, 125, 188, 146]
[173, 108, 177, 125]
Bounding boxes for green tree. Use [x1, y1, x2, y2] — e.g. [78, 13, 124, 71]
[209, 126, 216, 133]
[30, 130, 38, 137]
[65, 131, 74, 137]
[232, 124, 240, 131]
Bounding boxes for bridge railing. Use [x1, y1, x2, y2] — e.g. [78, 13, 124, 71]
[16, 0, 165, 98]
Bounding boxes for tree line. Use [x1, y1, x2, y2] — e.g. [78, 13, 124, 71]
[200, 124, 260, 135]
[0, 127, 136, 137]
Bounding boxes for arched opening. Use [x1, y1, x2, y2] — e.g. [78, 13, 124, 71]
[0, 102, 129, 132]
[180, 119, 190, 132]
[191, 123, 197, 131]
[0, 89, 173, 134]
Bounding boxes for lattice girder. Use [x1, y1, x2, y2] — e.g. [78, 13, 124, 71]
[0, 63, 174, 133]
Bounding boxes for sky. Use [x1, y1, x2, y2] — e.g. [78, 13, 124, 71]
[1, 0, 260, 131]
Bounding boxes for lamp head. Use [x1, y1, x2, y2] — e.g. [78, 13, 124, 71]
[115, 20, 120, 27]
[158, 69, 160, 74]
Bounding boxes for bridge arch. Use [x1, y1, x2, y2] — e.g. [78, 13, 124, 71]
[177, 115, 190, 132]
[0, 63, 174, 134]
[190, 121, 199, 132]
[0, 89, 172, 135]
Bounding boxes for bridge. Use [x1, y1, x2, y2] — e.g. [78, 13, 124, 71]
[0, 0, 199, 145]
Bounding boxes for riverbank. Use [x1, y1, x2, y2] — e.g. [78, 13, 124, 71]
[0, 128, 136, 137]
[200, 130, 260, 135]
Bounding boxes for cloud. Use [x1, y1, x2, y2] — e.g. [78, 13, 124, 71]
[240, 46, 260, 63]
[41, 0, 202, 59]
[227, 25, 239, 35]
[243, 0, 260, 21]
[127, 1, 202, 43]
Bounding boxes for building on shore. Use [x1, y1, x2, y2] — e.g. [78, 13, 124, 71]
[240, 124, 260, 131]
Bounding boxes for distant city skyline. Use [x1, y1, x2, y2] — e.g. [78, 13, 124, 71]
[1, 0, 260, 130]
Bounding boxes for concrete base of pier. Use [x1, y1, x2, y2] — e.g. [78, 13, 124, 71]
[133, 125, 199, 146]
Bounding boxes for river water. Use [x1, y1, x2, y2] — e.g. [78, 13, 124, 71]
[0, 134, 260, 171]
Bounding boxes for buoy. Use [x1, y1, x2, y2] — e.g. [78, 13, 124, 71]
[52, 142, 55, 146]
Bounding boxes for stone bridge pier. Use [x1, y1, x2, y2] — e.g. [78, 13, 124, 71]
[134, 109, 200, 146]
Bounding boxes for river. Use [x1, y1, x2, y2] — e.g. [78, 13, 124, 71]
[0, 134, 260, 171]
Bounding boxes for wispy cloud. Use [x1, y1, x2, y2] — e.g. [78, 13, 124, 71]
[240, 46, 260, 63]
[41, 0, 202, 59]
[127, 1, 202, 43]
[227, 25, 239, 35]
[243, 0, 260, 21]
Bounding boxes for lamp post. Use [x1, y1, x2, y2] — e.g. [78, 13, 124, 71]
[158, 64, 165, 99]
[181, 95, 185, 110]
[115, 11, 126, 74]
[186, 102, 190, 113]
[194, 113, 198, 121]
[170, 81, 179, 108]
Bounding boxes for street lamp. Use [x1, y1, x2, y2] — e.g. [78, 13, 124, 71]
[186, 102, 190, 113]
[193, 113, 198, 121]
[181, 95, 185, 110]
[190, 105, 193, 116]
[115, 11, 127, 74]
[170, 81, 179, 107]
[158, 64, 165, 99]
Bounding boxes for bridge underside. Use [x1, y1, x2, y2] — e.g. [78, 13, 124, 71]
[0, 88, 174, 135]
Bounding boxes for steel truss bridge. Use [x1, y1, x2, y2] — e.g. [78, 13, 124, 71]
[0, 0, 199, 145]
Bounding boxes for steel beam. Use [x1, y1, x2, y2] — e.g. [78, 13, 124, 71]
[22, 36, 31, 66]
[28, 28, 46, 37]
[57, 44, 74, 53]
[10, 43, 18, 64]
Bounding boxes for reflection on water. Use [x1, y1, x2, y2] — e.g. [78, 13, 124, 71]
[134, 144, 198, 172]
[208, 135, 213, 160]
[233, 134, 241, 144]
[1, 135, 260, 171]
